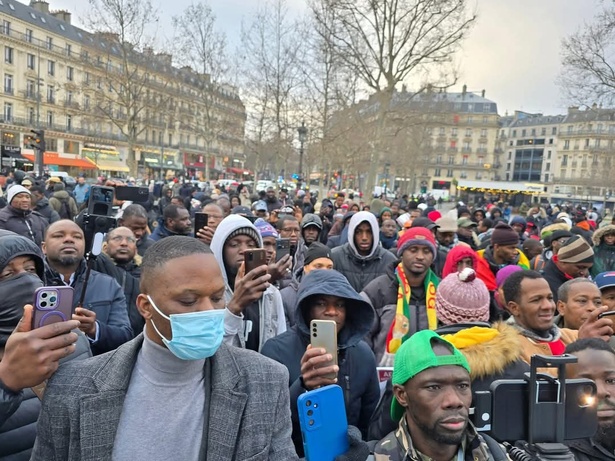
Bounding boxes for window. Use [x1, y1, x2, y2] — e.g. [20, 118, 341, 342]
[585, 138, 590, 148]
[545, 162, 551, 171]
[446, 169, 453, 178]
[465, 128, 472, 137]
[544, 174, 549, 182]
[47, 85, 55, 103]
[512, 130, 517, 137]
[26, 79, 35, 98]
[476, 172, 482, 180]
[66, 66, 74, 81]
[48, 60, 55, 76]
[84, 72, 90, 85]
[28, 107, 35, 124]
[549, 138, 554, 145]
[168, 133, 172, 145]
[434, 168, 441, 176]
[562, 155, 568, 167]
[65, 43, 72, 55]
[467, 116, 473, 124]
[482, 116, 488, 124]
[595, 139, 601, 148]
[531, 128, 536, 136]
[3, 102, 12, 121]
[552, 127, 557, 135]
[66, 91, 73, 104]
[4, 74, 12, 94]
[508, 152, 512, 160]
[541, 128, 546, 135]
[547, 150, 551, 160]
[506, 163, 511, 171]
[564, 140, 570, 150]
[522, 129, 526, 137]
[567, 125, 573, 134]
[46, 36, 53, 50]
[4, 46, 12, 64]
[27, 53, 35, 70]
[2, 20, 10, 35]
[480, 129, 487, 137]
[47, 111, 54, 127]
[439, 127, 445, 135]
[84, 95, 90, 109]
[451, 127, 457, 136]
[25, 28, 32, 42]
[448, 155, 454, 164]
[66, 114, 72, 131]
[462, 155, 468, 165]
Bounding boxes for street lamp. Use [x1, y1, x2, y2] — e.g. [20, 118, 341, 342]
[297, 121, 307, 187]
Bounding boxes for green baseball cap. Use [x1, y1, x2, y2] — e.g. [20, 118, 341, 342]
[457, 217, 477, 228]
[390, 330, 471, 422]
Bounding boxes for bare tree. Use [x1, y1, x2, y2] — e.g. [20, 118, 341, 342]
[83, 0, 162, 176]
[313, 0, 476, 195]
[560, 5, 615, 106]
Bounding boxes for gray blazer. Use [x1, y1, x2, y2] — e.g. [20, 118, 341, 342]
[30, 335, 299, 461]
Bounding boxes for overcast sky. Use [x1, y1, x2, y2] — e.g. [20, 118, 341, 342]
[43, 0, 602, 116]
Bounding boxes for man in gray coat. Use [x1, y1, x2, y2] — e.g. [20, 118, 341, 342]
[31, 237, 299, 461]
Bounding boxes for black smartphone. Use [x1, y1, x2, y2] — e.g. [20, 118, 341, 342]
[244, 249, 267, 273]
[276, 238, 291, 262]
[114, 186, 149, 202]
[88, 186, 114, 215]
[194, 212, 208, 233]
[598, 310, 615, 319]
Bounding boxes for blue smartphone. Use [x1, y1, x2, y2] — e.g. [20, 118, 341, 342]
[298, 384, 349, 461]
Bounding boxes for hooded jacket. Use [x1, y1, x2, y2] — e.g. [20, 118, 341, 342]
[331, 211, 397, 292]
[0, 205, 48, 247]
[48, 190, 79, 218]
[261, 269, 380, 456]
[210, 215, 286, 351]
[34, 196, 60, 224]
[591, 225, 615, 277]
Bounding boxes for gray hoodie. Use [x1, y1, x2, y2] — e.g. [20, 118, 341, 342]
[210, 215, 286, 351]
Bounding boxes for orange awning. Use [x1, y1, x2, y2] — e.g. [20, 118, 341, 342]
[22, 152, 97, 169]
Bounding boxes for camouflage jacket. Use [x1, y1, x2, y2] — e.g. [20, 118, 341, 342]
[373, 417, 501, 461]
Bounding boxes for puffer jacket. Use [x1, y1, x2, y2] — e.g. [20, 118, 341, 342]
[331, 212, 397, 292]
[591, 225, 615, 277]
[34, 197, 60, 224]
[261, 269, 380, 457]
[0, 206, 48, 247]
[210, 215, 286, 351]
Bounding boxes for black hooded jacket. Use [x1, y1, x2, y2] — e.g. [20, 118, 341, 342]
[261, 269, 380, 456]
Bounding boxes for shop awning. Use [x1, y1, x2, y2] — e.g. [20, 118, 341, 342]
[95, 159, 130, 173]
[1, 150, 28, 161]
[227, 167, 252, 175]
[22, 152, 96, 169]
[457, 180, 545, 195]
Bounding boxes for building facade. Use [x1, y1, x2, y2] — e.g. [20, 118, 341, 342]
[0, 0, 246, 179]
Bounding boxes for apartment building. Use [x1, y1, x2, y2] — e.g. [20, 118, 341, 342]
[0, 0, 246, 179]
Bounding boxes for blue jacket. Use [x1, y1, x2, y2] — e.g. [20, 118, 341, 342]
[45, 260, 133, 355]
[261, 269, 380, 456]
[148, 224, 192, 242]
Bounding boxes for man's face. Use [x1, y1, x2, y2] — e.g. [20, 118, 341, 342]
[106, 227, 137, 264]
[302, 225, 320, 245]
[168, 208, 191, 234]
[456, 226, 474, 238]
[567, 349, 615, 451]
[11, 192, 31, 211]
[511, 223, 524, 234]
[602, 287, 615, 310]
[391, 204, 400, 215]
[266, 188, 276, 199]
[335, 196, 344, 208]
[30, 191, 43, 206]
[493, 244, 518, 264]
[524, 242, 544, 260]
[354, 222, 373, 256]
[171, 197, 184, 207]
[474, 211, 484, 221]
[381, 219, 397, 238]
[551, 237, 569, 255]
[137, 253, 226, 348]
[508, 277, 556, 333]
[78, 177, 85, 185]
[304, 257, 334, 274]
[436, 231, 455, 247]
[43, 220, 86, 267]
[203, 204, 223, 231]
[120, 215, 148, 241]
[394, 346, 471, 447]
[402, 245, 433, 276]
[557, 282, 602, 330]
[558, 260, 593, 278]
[279, 219, 300, 246]
[262, 236, 276, 264]
[280, 191, 287, 200]
[605, 234, 615, 246]
[409, 210, 421, 221]
[223, 235, 258, 274]
[309, 295, 346, 332]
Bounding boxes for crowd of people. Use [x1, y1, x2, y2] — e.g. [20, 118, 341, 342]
[1, 170, 615, 460]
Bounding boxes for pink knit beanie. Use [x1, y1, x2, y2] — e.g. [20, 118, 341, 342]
[436, 268, 490, 325]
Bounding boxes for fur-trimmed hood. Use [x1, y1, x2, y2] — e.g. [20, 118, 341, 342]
[443, 322, 524, 379]
[592, 224, 615, 246]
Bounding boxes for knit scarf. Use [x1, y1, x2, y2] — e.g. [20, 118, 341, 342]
[385, 263, 439, 354]
[506, 316, 562, 342]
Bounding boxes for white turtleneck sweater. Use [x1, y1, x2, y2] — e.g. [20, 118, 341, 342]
[112, 333, 206, 460]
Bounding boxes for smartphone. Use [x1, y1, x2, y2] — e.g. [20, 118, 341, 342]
[114, 185, 149, 202]
[88, 185, 114, 215]
[276, 238, 291, 262]
[298, 385, 349, 461]
[244, 248, 267, 273]
[598, 310, 615, 319]
[194, 212, 208, 233]
[310, 319, 338, 379]
[32, 286, 75, 329]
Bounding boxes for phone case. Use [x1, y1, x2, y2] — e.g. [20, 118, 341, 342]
[32, 286, 75, 329]
[298, 385, 349, 461]
[244, 249, 267, 273]
[275, 238, 291, 262]
[310, 320, 338, 379]
[194, 213, 208, 232]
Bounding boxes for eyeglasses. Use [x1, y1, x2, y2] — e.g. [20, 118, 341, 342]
[281, 228, 300, 234]
[109, 235, 136, 244]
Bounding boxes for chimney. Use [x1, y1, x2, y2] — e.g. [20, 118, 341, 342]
[30, 0, 50, 14]
[156, 52, 173, 66]
[51, 10, 72, 25]
[462, 84, 467, 97]
[481, 89, 485, 98]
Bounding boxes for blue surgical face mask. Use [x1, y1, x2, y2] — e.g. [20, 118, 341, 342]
[147, 295, 225, 360]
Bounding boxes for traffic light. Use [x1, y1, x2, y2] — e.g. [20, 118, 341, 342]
[27, 129, 46, 152]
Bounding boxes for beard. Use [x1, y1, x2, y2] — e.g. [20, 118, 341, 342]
[595, 422, 615, 452]
[52, 255, 81, 267]
[409, 410, 468, 446]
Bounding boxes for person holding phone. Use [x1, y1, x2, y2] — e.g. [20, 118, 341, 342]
[261, 269, 380, 457]
[194, 203, 224, 245]
[210, 215, 286, 352]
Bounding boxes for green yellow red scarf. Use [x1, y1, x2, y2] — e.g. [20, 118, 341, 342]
[385, 263, 439, 354]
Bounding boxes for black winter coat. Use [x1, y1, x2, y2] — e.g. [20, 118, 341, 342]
[261, 269, 380, 457]
[541, 258, 569, 303]
[0, 206, 48, 247]
[566, 437, 615, 460]
[331, 243, 397, 293]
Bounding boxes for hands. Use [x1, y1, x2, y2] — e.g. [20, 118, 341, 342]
[72, 307, 97, 338]
[267, 254, 292, 283]
[300, 345, 338, 391]
[0, 305, 79, 392]
[196, 226, 215, 245]
[227, 263, 271, 316]
[579, 306, 614, 342]
[293, 206, 303, 221]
